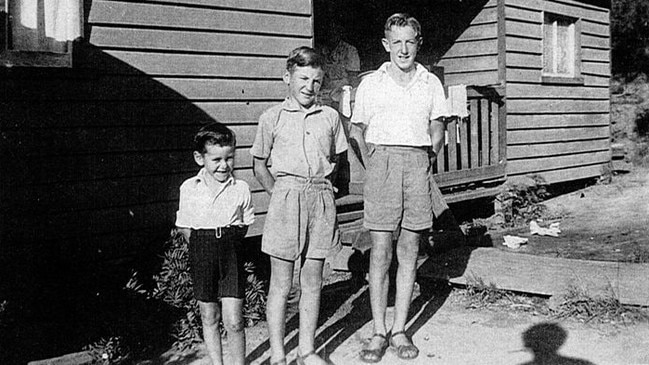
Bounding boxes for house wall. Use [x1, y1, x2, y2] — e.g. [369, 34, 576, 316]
[0, 0, 313, 266]
[438, 0, 501, 86]
[504, 0, 611, 183]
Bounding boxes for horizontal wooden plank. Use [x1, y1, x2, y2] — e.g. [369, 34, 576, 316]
[472, 7, 498, 24]
[507, 138, 610, 159]
[508, 126, 610, 144]
[505, 6, 541, 24]
[508, 99, 610, 113]
[445, 71, 500, 87]
[419, 247, 649, 306]
[518, 162, 606, 183]
[581, 47, 610, 62]
[91, 51, 286, 78]
[582, 61, 611, 77]
[506, 0, 610, 23]
[442, 39, 499, 59]
[3, 77, 287, 101]
[508, 150, 610, 173]
[1, 101, 277, 127]
[507, 52, 541, 68]
[507, 113, 610, 128]
[438, 56, 499, 74]
[89, 27, 309, 56]
[457, 23, 498, 41]
[582, 34, 610, 49]
[506, 68, 610, 86]
[435, 164, 507, 187]
[506, 36, 541, 54]
[89, 1, 311, 36]
[507, 84, 610, 99]
[506, 19, 542, 39]
[135, 0, 312, 15]
[582, 19, 610, 37]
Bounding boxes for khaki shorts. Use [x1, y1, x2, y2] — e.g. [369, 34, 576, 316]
[262, 176, 341, 261]
[363, 145, 433, 232]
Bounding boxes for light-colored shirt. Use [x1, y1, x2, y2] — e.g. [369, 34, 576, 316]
[175, 168, 255, 229]
[250, 98, 348, 179]
[351, 62, 450, 146]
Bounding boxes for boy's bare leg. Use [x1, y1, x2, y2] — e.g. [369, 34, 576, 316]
[198, 300, 223, 365]
[297, 258, 327, 364]
[391, 228, 420, 334]
[221, 298, 246, 365]
[267, 256, 294, 364]
[367, 231, 393, 347]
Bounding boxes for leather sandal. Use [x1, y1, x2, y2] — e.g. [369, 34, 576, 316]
[359, 333, 389, 363]
[389, 331, 419, 360]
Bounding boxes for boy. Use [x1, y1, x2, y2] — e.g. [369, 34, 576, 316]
[350, 13, 450, 362]
[251, 47, 348, 365]
[176, 123, 255, 365]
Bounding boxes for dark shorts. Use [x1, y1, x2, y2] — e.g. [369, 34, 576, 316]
[189, 226, 247, 302]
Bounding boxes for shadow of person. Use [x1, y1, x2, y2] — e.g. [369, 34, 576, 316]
[519, 323, 596, 365]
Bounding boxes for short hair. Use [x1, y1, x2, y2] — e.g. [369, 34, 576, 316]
[193, 122, 236, 153]
[286, 46, 325, 72]
[384, 13, 422, 40]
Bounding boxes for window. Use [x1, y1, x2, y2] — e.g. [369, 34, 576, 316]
[1, 0, 82, 67]
[542, 13, 582, 84]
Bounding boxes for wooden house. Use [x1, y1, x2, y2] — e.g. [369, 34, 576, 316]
[1, 0, 611, 288]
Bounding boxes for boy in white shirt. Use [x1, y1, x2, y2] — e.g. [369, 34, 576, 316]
[176, 123, 255, 365]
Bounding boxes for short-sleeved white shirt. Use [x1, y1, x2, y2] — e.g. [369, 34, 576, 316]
[250, 98, 348, 179]
[351, 62, 450, 146]
[175, 168, 255, 229]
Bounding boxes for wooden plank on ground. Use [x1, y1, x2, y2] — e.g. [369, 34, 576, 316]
[418, 247, 649, 306]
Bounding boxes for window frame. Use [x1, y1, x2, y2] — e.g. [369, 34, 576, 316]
[1, 0, 83, 68]
[541, 12, 583, 85]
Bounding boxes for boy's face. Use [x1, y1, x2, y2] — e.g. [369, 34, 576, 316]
[193, 143, 235, 183]
[382, 25, 420, 73]
[283, 65, 324, 110]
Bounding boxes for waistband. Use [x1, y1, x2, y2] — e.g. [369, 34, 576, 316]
[275, 175, 333, 191]
[371, 144, 430, 153]
[192, 226, 247, 239]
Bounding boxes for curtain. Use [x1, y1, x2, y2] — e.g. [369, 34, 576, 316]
[10, 0, 81, 53]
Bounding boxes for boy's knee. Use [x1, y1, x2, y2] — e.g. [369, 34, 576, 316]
[200, 309, 221, 327]
[223, 317, 245, 333]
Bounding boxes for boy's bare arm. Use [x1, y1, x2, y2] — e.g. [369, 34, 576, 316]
[349, 122, 370, 167]
[253, 156, 275, 195]
[429, 117, 446, 162]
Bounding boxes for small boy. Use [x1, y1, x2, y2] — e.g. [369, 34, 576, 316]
[251, 47, 348, 365]
[176, 123, 255, 365]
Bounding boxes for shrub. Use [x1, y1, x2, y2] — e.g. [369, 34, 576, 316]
[123, 229, 268, 352]
[495, 175, 550, 226]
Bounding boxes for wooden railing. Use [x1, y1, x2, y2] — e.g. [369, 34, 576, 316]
[434, 85, 507, 189]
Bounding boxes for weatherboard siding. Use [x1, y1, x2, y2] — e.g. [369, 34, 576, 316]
[0, 0, 312, 263]
[504, 0, 611, 183]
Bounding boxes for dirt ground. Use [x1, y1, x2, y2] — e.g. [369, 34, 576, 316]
[156, 167, 649, 365]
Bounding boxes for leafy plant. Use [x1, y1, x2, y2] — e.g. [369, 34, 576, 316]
[551, 285, 648, 324]
[84, 336, 130, 365]
[496, 175, 550, 226]
[464, 274, 512, 308]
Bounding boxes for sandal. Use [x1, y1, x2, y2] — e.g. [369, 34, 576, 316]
[296, 350, 328, 365]
[389, 331, 419, 360]
[359, 333, 389, 363]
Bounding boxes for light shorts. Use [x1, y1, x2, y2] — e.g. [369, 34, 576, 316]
[363, 145, 433, 232]
[262, 176, 341, 261]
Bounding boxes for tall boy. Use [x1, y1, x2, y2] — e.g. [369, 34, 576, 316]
[251, 47, 348, 365]
[176, 123, 255, 365]
[350, 13, 450, 362]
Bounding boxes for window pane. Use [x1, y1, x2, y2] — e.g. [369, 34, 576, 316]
[556, 20, 572, 75]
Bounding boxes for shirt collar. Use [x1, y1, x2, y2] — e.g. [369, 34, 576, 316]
[377, 62, 430, 85]
[281, 97, 323, 115]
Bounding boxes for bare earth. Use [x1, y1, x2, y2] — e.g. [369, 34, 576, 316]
[170, 167, 649, 365]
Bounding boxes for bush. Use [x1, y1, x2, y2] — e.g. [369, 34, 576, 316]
[495, 175, 550, 226]
[123, 229, 268, 352]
